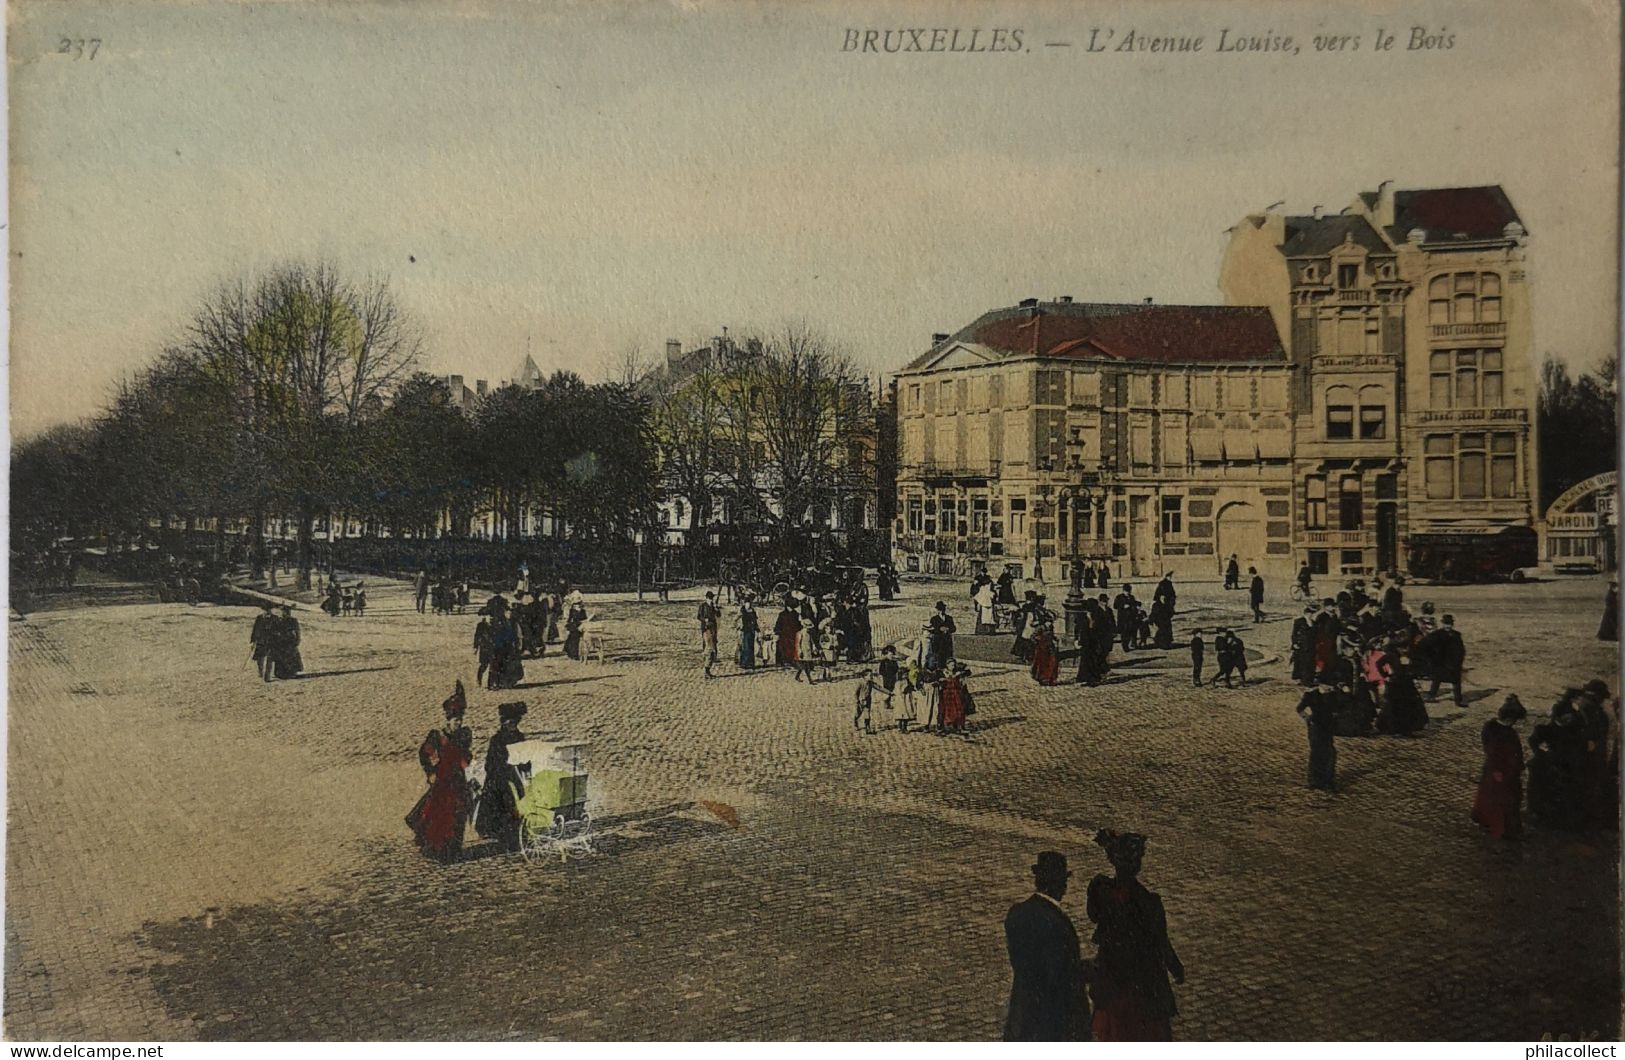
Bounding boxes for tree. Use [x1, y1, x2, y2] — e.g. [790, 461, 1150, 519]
[1538, 355, 1618, 511]
[185, 262, 421, 585]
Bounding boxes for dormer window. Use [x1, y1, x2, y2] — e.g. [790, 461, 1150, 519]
[1377, 262, 1395, 281]
[1337, 264, 1358, 288]
[1303, 263, 1320, 283]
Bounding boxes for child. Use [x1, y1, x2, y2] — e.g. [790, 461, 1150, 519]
[1190, 631, 1205, 688]
[878, 645, 900, 708]
[354, 583, 367, 617]
[853, 668, 876, 733]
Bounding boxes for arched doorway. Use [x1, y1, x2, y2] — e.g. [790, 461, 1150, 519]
[1214, 501, 1265, 577]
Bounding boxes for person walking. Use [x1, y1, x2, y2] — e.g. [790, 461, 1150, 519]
[1295, 682, 1342, 792]
[249, 603, 277, 681]
[1600, 581, 1619, 642]
[1472, 695, 1527, 839]
[1189, 632, 1204, 688]
[697, 591, 720, 678]
[1423, 615, 1467, 706]
[1224, 554, 1240, 591]
[1002, 852, 1090, 1042]
[735, 598, 759, 671]
[1248, 567, 1265, 623]
[926, 601, 957, 671]
[405, 681, 474, 863]
[1087, 830, 1184, 1042]
[414, 569, 429, 614]
[273, 605, 303, 679]
[474, 702, 528, 854]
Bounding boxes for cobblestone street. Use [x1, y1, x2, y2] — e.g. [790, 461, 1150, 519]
[5, 573, 1619, 1040]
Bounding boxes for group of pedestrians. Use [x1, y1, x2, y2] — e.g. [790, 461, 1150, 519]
[248, 602, 304, 680]
[406, 681, 537, 862]
[1003, 832, 1185, 1042]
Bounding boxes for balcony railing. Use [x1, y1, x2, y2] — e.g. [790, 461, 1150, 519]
[902, 460, 1002, 480]
[1333, 289, 1375, 303]
[1430, 321, 1507, 341]
[1302, 530, 1372, 547]
[1413, 407, 1528, 424]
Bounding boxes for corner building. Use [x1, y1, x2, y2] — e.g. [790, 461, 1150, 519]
[1222, 183, 1538, 579]
[892, 299, 1296, 582]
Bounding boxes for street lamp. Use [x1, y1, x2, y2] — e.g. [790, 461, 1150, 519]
[1062, 484, 1101, 642]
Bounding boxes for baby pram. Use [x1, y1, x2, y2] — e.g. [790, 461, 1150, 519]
[500, 739, 595, 861]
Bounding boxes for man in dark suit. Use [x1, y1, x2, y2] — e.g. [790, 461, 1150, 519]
[1003, 851, 1090, 1041]
[1424, 614, 1467, 705]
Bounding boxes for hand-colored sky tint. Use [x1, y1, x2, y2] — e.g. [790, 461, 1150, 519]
[9, 0, 1619, 439]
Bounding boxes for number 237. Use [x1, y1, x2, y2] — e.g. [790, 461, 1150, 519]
[59, 38, 100, 59]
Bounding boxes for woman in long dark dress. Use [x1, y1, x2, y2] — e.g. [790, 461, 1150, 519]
[1296, 683, 1342, 791]
[1382, 655, 1430, 736]
[474, 702, 528, 853]
[1599, 582, 1619, 642]
[1087, 830, 1184, 1042]
[774, 604, 800, 667]
[736, 600, 759, 670]
[1472, 696, 1527, 839]
[406, 681, 474, 862]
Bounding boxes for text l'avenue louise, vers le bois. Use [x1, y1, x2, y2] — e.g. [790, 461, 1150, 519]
[840, 25, 1457, 57]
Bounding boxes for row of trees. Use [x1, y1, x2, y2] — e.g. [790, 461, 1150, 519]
[12, 262, 664, 588]
[635, 324, 879, 554]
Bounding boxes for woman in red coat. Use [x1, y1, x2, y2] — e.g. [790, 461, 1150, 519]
[406, 682, 474, 863]
[1030, 614, 1060, 687]
[1472, 695, 1528, 839]
[774, 603, 801, 667]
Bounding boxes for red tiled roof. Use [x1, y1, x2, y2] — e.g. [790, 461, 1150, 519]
[909, 302, 1283, 368]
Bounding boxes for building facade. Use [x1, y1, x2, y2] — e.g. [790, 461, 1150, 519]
[1221, 183, 1538, 578]
[892, 299, 1297, 581]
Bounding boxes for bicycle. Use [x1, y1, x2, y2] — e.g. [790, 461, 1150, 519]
[1289, 580, 1313, 601]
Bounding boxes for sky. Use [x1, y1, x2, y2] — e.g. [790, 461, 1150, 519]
[8, 0, 1620, 439]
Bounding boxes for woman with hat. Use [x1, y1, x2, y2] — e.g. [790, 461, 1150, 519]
[1472, 695, 1527, 839]
[1030, 602, 1060, 687]
[475, 701, 529, 853]
[938, 662, 972, 733]
[735, 594, 759, 671]
[406, 681, 475, 863]
[1087, 829, 1184, 1041]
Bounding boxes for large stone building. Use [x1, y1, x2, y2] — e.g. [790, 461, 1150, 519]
[892, 298, 1297, 581]
[1222, 183, 1538, 578]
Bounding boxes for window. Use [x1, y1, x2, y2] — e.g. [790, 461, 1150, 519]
[1429, 349, 1503, 409]
[1459, 433, 1487, 499]
[1341, 549, 1364, 570]
[1425, 434, 1454, 498]
[907, 498, 924, 532]
[940, 494, 960, 534]
[1305, 476, 1327, 530]
[1303, 263, 1320, 283]
[972, 497, 990, 534]
[1339, 476, 1363, 531]
[1338, 263, 1358, 288]
[908, 384, 921, 410]
[1429, 272, 1503, 325]
[1359, 405, 1386, 439]
[674, 499, 685, 522]
[1492, 432, 1518, 498]
[1161, 495, 1183, 536]
[1308, 550, 1329, 575]
[1327, 405, 1354, 439]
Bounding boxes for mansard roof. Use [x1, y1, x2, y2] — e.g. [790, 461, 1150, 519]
[1384, 185, 1522, 243]
[1281, 215, 1391, 257]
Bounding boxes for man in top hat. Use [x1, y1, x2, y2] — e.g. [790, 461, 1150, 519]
[1003, 851, 1089, 1041]
[1422, 614, 1466, 706]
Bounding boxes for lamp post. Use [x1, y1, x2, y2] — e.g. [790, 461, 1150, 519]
[1062, 486, 1096, 643]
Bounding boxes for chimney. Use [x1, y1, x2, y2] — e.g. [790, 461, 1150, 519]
[1018, 297, 1039, 309]
[1143, 296, 1154, 305]
[1312, 204, 1324, 220]
[931, 332, 950, 345]
[666, 339, 681, 365]
[1376, 180, 1396, 228]
[1057, 295, 1073, 304]
[476, 379, 488, 397]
